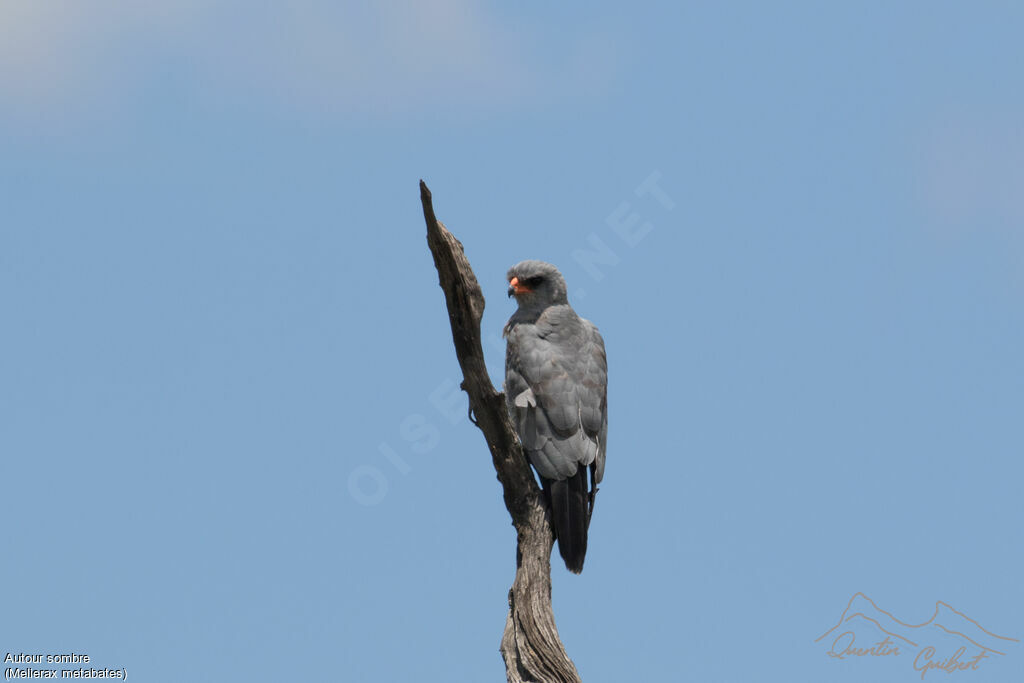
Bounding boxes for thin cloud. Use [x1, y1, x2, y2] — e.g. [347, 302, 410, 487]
[915, 114, 1024, 230]
[0, 1, 616, 126]
[911, 112, 1024, 281]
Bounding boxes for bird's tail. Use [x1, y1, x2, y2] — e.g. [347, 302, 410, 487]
[544, 467, 591, 574]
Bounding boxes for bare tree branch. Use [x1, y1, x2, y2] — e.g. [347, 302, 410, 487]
[421, 180, 582, 683]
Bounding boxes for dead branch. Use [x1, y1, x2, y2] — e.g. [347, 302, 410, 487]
[421, 180, 581, 683]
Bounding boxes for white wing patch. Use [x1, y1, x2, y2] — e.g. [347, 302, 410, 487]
[514, 388, 537, 409]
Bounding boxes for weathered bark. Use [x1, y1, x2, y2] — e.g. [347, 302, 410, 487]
[421, 180, 582, 683]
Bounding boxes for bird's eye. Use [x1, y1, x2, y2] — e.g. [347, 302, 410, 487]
[525, 276, 544, 288]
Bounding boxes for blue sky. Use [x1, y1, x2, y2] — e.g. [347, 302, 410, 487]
[2, 2, 1022, 682]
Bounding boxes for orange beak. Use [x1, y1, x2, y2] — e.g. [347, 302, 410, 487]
[507, 276, 531, 297]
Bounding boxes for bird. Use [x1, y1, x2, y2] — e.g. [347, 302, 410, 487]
[503, 260, 607, 573]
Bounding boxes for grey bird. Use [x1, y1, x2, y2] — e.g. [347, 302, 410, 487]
[504, 260, 607, 573]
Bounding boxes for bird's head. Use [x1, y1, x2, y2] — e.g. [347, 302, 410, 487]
[507, 260, 569, 309]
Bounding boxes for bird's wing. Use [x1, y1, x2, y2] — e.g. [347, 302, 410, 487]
[581, 319, 608, 484]
[505, 307, 607, 482]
